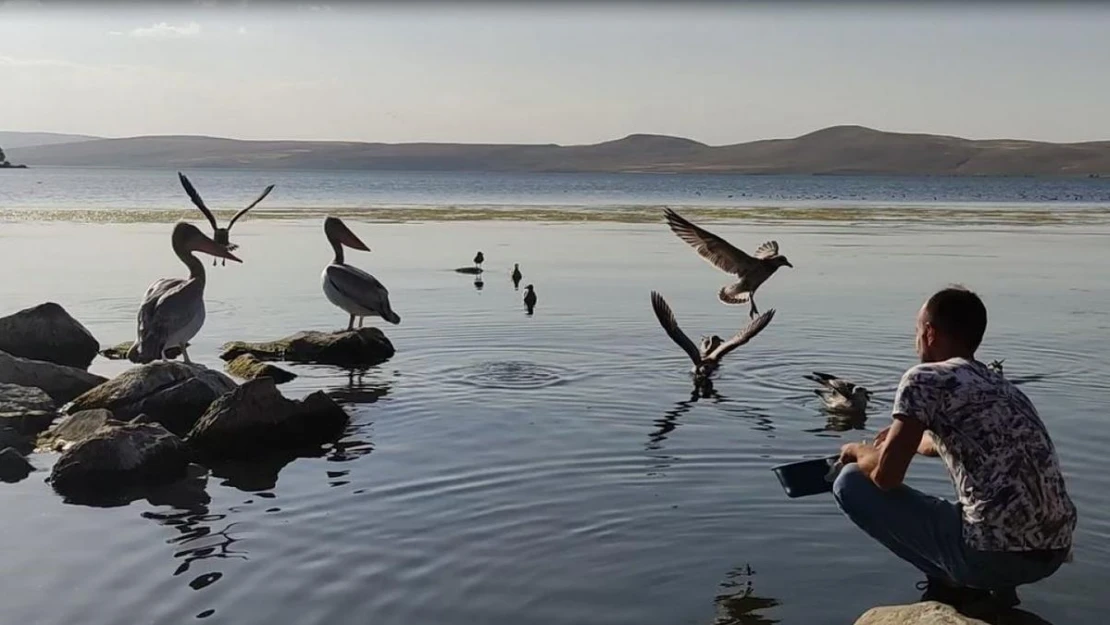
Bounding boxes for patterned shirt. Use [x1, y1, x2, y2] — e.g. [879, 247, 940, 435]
[892, 357, 1077, 552]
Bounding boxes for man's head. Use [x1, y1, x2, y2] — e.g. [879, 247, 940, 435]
[915, 285, 987, 363]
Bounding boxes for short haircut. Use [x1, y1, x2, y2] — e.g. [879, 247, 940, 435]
[923, 285, 987, 352]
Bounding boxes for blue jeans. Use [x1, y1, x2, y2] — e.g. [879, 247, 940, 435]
[832, 463, 1067, 590]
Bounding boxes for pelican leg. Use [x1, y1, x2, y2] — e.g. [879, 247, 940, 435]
[180, 345, 192, 364]
[221, 258, 226, 267]
[347, 314, 355, 331]
[212, 257, 217, 267]
[358, 316, 364, 328]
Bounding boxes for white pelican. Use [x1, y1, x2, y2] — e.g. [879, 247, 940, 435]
[178, 172, 274, 266]
[321, 216, 401, 330]
[127, 222, 241, 364]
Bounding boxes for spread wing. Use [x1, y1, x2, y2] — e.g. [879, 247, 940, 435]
[663, 208, 756, 275]
[178, 172, 218, 231]
[804, 371, 856, 399]
[753, 240, 779, 259]
[650, 290, 701, 366]
[709, 308, 776, 361]
[326, 263, 392, 313]
[228, 184, 275, 229]
[136, 277, 195, 347]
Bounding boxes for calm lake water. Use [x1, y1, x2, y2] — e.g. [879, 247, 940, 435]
[0, 169, 1108, 625]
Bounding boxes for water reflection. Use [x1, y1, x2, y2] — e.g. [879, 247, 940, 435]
[711, 564, 781, 625]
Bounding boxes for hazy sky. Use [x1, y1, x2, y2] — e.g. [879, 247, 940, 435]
[2, 2, 1109, 145]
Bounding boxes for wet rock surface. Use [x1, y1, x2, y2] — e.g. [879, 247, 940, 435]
[100, 341, 185, 361]
[36, 409, 117, 452]
[0, 447, 35, 483]
[220, 328, 395, 368]
[0, 350, 106, 405]
[187, 377, 349, 458]
[0, 302, 99, 369]
[224, 354, 297, 384]
[64, 362, 237, 437]
[49, 423, 190, 496]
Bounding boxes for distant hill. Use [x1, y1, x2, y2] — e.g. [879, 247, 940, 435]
[8, 125, 1110, 176]
[0, 131, 102, 149]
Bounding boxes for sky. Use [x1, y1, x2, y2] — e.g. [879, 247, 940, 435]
[2, 1, 1110, 145]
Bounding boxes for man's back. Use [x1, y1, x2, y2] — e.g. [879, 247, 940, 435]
[893, 357, 1077, 552]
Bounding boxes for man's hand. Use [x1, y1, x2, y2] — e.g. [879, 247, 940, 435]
[839, 416, 926, 490]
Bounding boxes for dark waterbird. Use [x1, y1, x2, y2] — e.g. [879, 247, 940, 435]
[511, 263, 523, 289]
[473, 250, 485, 271]
[663, 208, 792, 319]
[523, 284, 537, 315]
[650, 290, 775, 391]
[178, 172, 274, 266]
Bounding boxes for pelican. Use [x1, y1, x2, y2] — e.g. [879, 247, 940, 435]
[804, 372, 872, 416]
[650, 290, 775, 387]
[511, 263, 523, 289]
[663, 208, 793, 318]
[178, 172, 274, 266]
[127, 222, 241, 364]
[523, 284, 537, 315]
[321, 216, 401, 330]
[473, 251, 485, 271]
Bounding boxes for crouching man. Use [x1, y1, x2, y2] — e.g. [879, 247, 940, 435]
[834, 285, 1076, 610]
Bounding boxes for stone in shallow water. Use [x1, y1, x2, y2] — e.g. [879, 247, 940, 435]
[855, 602, 991, 625]
[49, 423, 190, 496]
[219, 328, 395, 368]
[187, 377, 349, 458]
[99, 341, 185, 361]
[0, 447, 35, 483]
[36, 409, 117, 452]
[224, 354, 297, 384]
[0, 350, 106, 405]
[0, 382, 59, 435]
[0, 302, 100, 370]
[64, 362, 237, 437]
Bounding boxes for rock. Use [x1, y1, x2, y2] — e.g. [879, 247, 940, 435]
[49, 423, 190, 496]
[224, 354, 297, 384]
[220, 328, 395, 368]
[64, 362, 237, 437]
[0, 302, 99, 369]
[188, 377, 350, 458]
[36, 409, 117, 452]
[0, 447, 34, 483]
[100, 341, 185, 361]
[0, 350, 106, 405]
[855, 602, 990, 625]
[0, 382, 59, 434]
[0, 427, 32, 455]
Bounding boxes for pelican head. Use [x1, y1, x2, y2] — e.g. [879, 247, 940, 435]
[324, 216, 370, 252]
[172, 222, 241, 262]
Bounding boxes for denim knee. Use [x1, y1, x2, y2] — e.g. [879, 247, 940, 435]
[832, 462, 870, 510]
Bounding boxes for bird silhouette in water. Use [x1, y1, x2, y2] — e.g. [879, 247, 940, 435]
[663, 208, 792, 319]
[804, 372, 872, 417]
[178, 172, 274, 266]
[523, 284, 537, 315]
[474, 274, 484, 291]
[650, 290, 775, 393]
[473, 251, 485, 272]
[511, 263, 523, 290]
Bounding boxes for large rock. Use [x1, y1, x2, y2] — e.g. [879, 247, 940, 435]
[64, 362, 236, 437]
[100, 341, 185, 361]
[0, 427, 32, 455]
[0, 302, 99, 369]
[855, 602, 990, 625]
[0, 350, 106, 405]
[187, 377, 350, 457]
[36, 409, 116, 452]
[0, 382, 59, 434]
[224, 354, 297, 384]
[0, 447, 35, 483]
[49, 423, 190, 496]
[220, 328, 395, 368]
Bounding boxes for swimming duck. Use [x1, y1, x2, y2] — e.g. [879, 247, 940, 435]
[321, 216, 401, 330]
[804, 371, 872, 416]
[663, 208, 792, 318]
[178, 172, 274, 266]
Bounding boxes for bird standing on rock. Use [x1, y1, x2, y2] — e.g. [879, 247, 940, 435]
[663, 208, 793, 319]
[321, 216, 401, 331]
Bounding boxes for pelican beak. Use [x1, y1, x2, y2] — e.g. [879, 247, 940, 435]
[197, 235, 242, 263]
[341, 224, 371, 252]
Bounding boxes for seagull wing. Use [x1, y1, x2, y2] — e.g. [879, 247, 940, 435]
[663, 208, 757, 275]
[650, 290, 702, 366]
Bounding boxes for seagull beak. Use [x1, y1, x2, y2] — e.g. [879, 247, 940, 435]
[784, 260, 794, 268]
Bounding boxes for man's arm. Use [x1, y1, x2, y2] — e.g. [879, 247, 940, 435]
[840, 415, 926, 490]
[875, 425, 939, 457]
